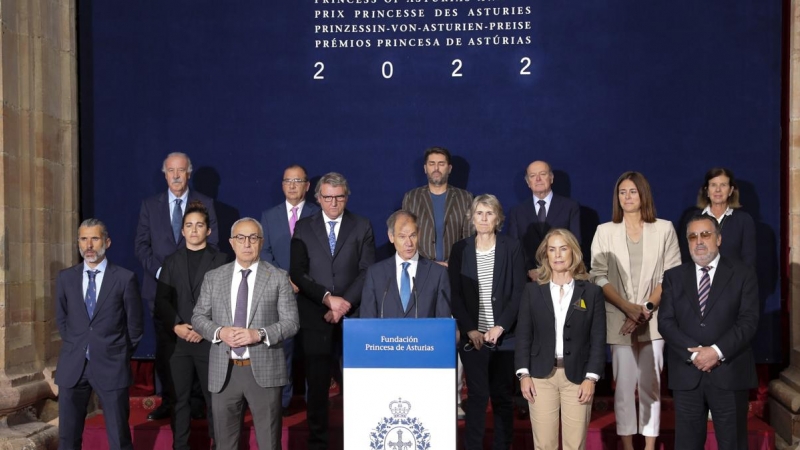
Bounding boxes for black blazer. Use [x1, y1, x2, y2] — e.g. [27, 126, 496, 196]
[154, 246, 228, 351]
[506, 194, 581, 271]
[448, 234, 527, 343]
[514, 280, 606, 384]
[360, 256, 451, 318]
[290, 210, 376, 333]
[658, 256, 759, 391]
[135, 190, 219, 308]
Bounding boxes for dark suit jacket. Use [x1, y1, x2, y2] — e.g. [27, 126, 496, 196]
[260, 201, 320, 270]
[658, 256, 759, 391]
[290, 210, 375, 338]
[154, 246, 228, 353]
[448, 235, 527, 343]
[678, 208, 757, 267]
[506, 194, 581, 271]
[360, 256, 451, 318]
[402, 185, 473, 261]
[514, 280, 606, 384]
[55, 262, 144, 390]
[135, 190, 219, 310]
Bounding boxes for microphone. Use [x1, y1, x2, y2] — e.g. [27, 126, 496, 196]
[380, 276, 392, 319]
[412, 276, 419, 319]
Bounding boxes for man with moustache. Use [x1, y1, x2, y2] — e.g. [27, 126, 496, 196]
[56, 219, 144, 450]
[135, 152, 219, 420]
[360, 210, 451, 318]
[506, 160, 581, 281]
[259, 164, 320, 413]
[402, 146, 473, 266]
[192, 218, 299, 450]
[290, 172, 375, 450]
[155, 201, 228, 450]
[659, 215, 759, 450]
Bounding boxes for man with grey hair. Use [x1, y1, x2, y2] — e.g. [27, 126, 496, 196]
[290, 172, 375, 450]
[135, 152, 219, 420]
[193, 217, 299, 450]
[361, 210, 451, 318]
[56, 219, 143, 449]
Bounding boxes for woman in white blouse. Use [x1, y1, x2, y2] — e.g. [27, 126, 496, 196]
[515, 228, 606, 450]
[449, 194, 527, 450]
[590, 171, 681, 450]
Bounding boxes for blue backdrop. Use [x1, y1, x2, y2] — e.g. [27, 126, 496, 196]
[78, 1, 783, 362]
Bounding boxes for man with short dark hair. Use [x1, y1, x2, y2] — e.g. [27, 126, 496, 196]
[135, 152, 219, 420]
[290, 172, 375, 450]
[361, 210, 451, 318]
[659, 215, 759, 450]
[192, 218, 299, 450]
[506, 160, 581, 281]
[56, 219, 143, 450]
[155, 201, 228, 450]
[259, 164, 320, 413]
[402, 147, 473, 266]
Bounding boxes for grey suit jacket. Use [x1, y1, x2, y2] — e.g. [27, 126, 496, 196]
[192, 261, 299, 392]
[402, 185, 473, 262]
[360, 256, 451, 318]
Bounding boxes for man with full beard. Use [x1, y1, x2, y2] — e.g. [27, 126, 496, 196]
[401, 146, 472, 419]
[402, 146, 473, 265]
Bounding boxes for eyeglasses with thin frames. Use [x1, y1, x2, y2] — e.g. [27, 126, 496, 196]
[320, 195, 346, 203]
[232, 234, 262, 244]
[282, 178, 307, 185]
[687, 231, 715, 242]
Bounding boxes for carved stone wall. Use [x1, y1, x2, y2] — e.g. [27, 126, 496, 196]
[0, 0, 78, 447]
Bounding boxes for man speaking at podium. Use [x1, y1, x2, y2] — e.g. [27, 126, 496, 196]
[360, 210, 451, 319]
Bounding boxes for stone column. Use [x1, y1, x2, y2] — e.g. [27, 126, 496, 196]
[0, 0, 78, 448]
[770, 2, 800, 448]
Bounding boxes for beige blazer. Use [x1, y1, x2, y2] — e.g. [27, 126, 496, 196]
[589, 218, 681, 345]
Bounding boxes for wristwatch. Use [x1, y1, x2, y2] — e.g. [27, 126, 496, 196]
[644, 302, 655, 312]
[258, 328, 267, 343]
[517, 373, 530, 381]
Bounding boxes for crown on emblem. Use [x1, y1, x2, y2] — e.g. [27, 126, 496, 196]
[389, 398, 411, 418]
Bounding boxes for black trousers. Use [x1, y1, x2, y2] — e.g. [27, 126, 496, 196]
[169, 340, 214, 450]
[672, 373, 749, 450]
[302, 327, 340, 450]
[458, 346, 514, 450]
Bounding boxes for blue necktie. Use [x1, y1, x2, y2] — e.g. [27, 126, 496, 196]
[85, 270, 99, 359]
[172, 198, 183, 243]
[400, 262, 411, 311]
[232, 269, 251, 356]
[328, 221, 337, 256]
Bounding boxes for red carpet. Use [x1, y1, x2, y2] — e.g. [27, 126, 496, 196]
[83, 395, 774, 449]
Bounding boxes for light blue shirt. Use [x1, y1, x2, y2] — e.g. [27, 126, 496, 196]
[82, 258, 109, 298]
[533, 190, 554, 216]
[168, 189, 189, 223]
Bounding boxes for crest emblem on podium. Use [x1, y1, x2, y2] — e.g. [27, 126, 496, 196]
[369, 398, 431, 450]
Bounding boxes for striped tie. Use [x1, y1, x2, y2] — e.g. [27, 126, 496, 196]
[698, 266, 711, 315]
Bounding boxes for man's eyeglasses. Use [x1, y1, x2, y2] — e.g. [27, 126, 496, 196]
[282, 178, 307, 185]
[463, 341, 496, 352]
[232, 234, 262, 244]
[687, 231, 715, 242]
[320, 195, 346, 203]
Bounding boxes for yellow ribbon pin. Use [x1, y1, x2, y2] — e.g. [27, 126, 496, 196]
[580, 299, 586, 309]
